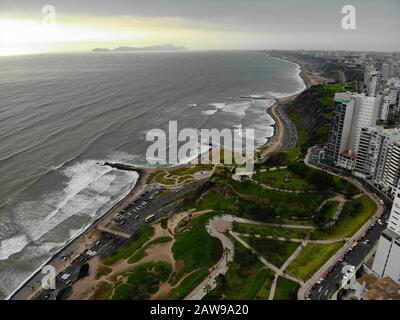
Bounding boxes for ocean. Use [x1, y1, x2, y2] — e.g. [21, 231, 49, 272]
[0, 50, 305, 299]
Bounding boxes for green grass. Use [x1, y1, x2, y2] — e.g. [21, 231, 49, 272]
[168, 268, 210, 300]
[273, 277, 300, 300]
[112, 262, 172, 300]
[192, 189, 236, 212]
[226, 179, 330, 220]
[103, 225, 154, 266]
[311, 195, 377, 240]
[127, 236, 173, 264]
[286, 243, 342, 281]
[93, 281, 113, 300]
[246, 237, 300, 268]
[156, 173, 176, 185]
[284, 148, 301, 162]
[96, 266, 112, 279]
[253, 168, 313, 191]
[319, 96, 334, 107]
[170, 164, 214, 176]
[232, 222, 311, 239]
[172, 212, 222, 283]
[313, 200, 339, 227]
[207, 238, 273, 300]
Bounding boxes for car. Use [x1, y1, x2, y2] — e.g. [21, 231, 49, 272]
[318, 287, 323, 293]
[134, 215, 139, 219]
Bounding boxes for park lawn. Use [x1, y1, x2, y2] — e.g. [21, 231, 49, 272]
[232, 222, 311, 239]
[127, 236, 172, 264]
[103, 225, 154, 266]
[246, 237, 300, 268]
[156, 173, 176, 185]
[310, 195, 377, 240]
[253, 168, 313, 191]
[168, 268, 210, 300]
[226, 179, 330, 219]
[171, 212, 222, 283]
[208, 238, 273, 300]
[284, 148, 301, 163]
[192, 189, 236, 212]
[254, 271, 274, 300]
[286, 243, 342, 281]
[112, 262, 172, 300]
[93, 281, 114, 300]
[273, 277, 300, 300]
[170, 164, 214, 176]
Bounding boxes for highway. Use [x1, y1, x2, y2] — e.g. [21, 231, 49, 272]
[12, 179, 205, 300]
[275, 103, 297, 151]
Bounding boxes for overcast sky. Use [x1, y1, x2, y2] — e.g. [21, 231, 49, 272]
[1, 0, 399, 55]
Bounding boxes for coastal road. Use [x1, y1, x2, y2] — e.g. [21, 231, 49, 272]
[275, 103, 297, 151]
[303, 147, 391, 300]
[309, 219, 386, 300]
[12, 180, 206, 300]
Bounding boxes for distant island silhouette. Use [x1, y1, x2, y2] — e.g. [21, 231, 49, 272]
[92, 43, 187, 52]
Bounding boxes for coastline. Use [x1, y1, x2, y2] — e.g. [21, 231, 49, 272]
[9, 54, 315, 300]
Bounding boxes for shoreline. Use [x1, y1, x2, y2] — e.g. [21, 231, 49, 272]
[9, 54, 315, 300]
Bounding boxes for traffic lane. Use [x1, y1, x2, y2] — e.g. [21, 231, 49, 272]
[310, 222, 385, 300]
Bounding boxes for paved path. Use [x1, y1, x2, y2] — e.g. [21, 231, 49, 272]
[233, 232, 344, 245]
[229, 231, 303, 286]
[233, 216, 317, 230]
[184, 215, 234, 300]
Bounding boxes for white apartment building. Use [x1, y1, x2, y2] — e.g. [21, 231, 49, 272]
[349, 94, 380, 156]
[379, 141, 400, 196]
[354, 127, 400, 190]
[372, 189, 400, 283]
[328, 93, 380, 170]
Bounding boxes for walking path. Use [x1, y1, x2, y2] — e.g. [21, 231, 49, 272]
[233, 216, 317, 230]
[232, 232, 344, 245]
[184, 215, 234, 300]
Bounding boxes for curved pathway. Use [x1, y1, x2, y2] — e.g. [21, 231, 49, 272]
[184, 214, 234, 300]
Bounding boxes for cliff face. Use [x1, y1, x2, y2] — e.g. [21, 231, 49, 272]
[288, 81, 357, 149]
[288, 85, 336, 149]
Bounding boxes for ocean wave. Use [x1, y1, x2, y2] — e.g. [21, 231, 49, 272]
[0, 235, 29, 261]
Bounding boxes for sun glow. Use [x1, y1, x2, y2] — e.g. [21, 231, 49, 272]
[0, 17, 148, 56]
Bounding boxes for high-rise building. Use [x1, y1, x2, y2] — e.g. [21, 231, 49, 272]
[349, 94, 380, 155]
[354, 127, 400, 182]
[372, 189, 400, 283]
[364, 65, 375, 89]
[327, 93, 355, 169]
[379, 141, 400, 196]
[368, 72, 382, 97]
[327, 93, 380, 170]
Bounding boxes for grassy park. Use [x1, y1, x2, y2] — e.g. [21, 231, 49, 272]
[286, 243, 342, 281]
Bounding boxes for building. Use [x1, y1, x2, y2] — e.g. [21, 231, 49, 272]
[367, 71, 382, 97]
[354, 127, 400, 183]
[379, 141, 400, 195]
[349, 94, 380, 155]
[372, 188, 400, 283]
[327, 93, 379, 170]
[352, 273, 400, 300]
[327, 93, 355, 167]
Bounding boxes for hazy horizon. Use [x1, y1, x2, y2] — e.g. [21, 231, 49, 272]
[1, 0, 400, 56]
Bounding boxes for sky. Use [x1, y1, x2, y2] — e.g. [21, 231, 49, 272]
[1, 0, 399, 56]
